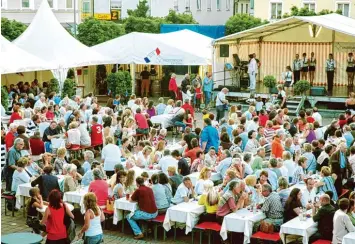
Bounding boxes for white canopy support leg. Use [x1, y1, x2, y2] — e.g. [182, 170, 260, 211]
[130, 64, 136, 95]
[51, 68, 69, 96]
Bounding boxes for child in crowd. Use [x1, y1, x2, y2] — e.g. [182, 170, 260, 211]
[141, 172, 151, 186]
[265, 98, 273, 112]
[191, 151, 205, 173]
[26, 187, 46, 234]
[194, 83, 202, 112]
[255, 96, 263, 115]
[202, 110, 209, 120]
[113, 95, 121, 106]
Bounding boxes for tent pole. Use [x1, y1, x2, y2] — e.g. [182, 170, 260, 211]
[131, 64, 136, 95]
[258, 37, 263, 83]
[188, 65, 191, 74]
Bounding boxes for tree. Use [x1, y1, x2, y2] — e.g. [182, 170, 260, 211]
[124, 16, 162, 34]
[164, 10, 198, 24]
[62, 79, 77, 98]
[1, 87, 9, 111]
[1, 17, 27, 41]
[96, 65, 108, 95]
[283, 6, 342, 18]
[77, 17, 125, 47]
[47, 78, 60, 96]
[127, 0, 149, 18]
[225, 14, 268, 35]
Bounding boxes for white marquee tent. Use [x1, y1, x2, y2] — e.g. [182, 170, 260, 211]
[1, 35, 55, 74]
[91, 29, 213, 65]
[13, 0, 116, 91]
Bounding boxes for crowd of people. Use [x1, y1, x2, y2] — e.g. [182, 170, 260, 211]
[3, 79, 355, 244]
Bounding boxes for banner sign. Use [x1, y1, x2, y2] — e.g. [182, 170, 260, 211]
[334, 42, 355, 53]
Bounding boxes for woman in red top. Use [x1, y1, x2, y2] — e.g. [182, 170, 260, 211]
[46, 105, 55, 121]
[29, 131, 45, 156]
[258, 109, 269, 127]
[168, 73, 178, 100]
[9, 107, 22, 123]
[41, 189, 74, 243]
[88, 169, 108, 207]
[338, 114, 347, 129]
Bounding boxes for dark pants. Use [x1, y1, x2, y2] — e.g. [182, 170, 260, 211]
[216, 105, 225, 122]
[106, 171, 114, 178]
[5, 167, 14, 191]
[199, 213, 217, 223]
[294, 70, 301, 83]
[169, 91, 176, 99]
[309, 232, 332, 243]
[327, 71, 335, 92]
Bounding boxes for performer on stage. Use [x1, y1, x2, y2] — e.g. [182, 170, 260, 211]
[309, 52, 316, 86]
[325, 53, 336, 96]
[346, 52, 354, 89]
[293, 54, 302, 83]
[248, 54, 257, 91]
[301, 53, 309, 80]
[282, 66, 293, 95]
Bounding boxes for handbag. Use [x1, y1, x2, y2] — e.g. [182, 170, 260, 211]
[106, 198, 114, 212]
[260, 220, 274, 234]
[63, 204, 71, 229]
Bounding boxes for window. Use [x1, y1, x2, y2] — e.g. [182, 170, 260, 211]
[111, 0, 122, 9]
[226, 0, 230, 11]
[240, 3, 243, 13]
[174, 0, 178, 11]
[337, 3, 350, 17]
[66, 0, 73, 9]
[246, 4, 249, 13]
[197, 0, 201, 10]
[270, 2, 282, 19]
[304, 2, 315, 12]
[216, 0, 221, 10]
[207, 0, 211, 11]
[22, 0, 30, 8]
[82, 0, 91, 13]
[185, 0, 190, 11]
[1, 0, 7, 9]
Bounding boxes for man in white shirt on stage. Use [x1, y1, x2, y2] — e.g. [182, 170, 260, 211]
[248, 54, 257, 91]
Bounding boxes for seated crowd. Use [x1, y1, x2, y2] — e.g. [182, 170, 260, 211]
[3, 81, 355, 244]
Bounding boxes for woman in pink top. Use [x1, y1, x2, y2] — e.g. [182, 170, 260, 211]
[88, 168, 109, 207]
[134, 108, 149, 135]
[41, 189, 74, 243]
[169, 73, 178, 99]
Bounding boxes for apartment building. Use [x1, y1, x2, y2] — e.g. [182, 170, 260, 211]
[1, 0, 79, 27]
[253, 0, 355, 21]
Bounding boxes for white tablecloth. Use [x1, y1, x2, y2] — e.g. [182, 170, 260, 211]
[37, 203, 74, 213]
[113, 197, 138, 225]
[15, 175, 64, 209]
[220, 208, 266, 243]
[63, 186, 88, 213]
[144, 169, 162, 178]
[188, 172, 222, 186]
[150, 114, 174, 129]
[280, 213, 318, 244]
[163, 201, 205, 234]
[166, 143, 184, 154]
[289, 182, 307, 192]
[343, 232, 355, 244]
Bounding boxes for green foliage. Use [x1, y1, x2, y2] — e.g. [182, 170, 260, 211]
[294, 80, 311, 95]
[1, 87, 9, 111]
[124, 16, 163, 34]
[1, 17, 27, 41]
[263, 75, 277, 88]
[107, 71, 132, 97]
[225, 14, 268, 35]
[47, 78, 60, 95]
[127, 0, 149, 18]
[67, 69, 75, 79]
[62, 79, 77, 98]
[77, 17, 125, 47]
[283, 7, 342, 18]
[164, 10, 197, 24]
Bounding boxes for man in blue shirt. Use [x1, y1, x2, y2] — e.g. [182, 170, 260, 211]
[202, 72, 214, 108]
[201, 118, 219, 153]
[237, 124, 248, 151]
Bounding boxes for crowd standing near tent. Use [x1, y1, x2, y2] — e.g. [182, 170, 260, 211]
[3, 75, 355, 244]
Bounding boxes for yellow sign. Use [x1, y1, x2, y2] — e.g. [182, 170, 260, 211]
[111, 10, 121, 20]
[81, 13, 111, 20]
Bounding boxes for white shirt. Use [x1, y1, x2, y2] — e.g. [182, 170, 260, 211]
[158, 156, 178, 176]
[67, 128, 81, 145]
[315, 128, 324, 140]
[300, 188, 317, 207]
[242, 161, 253, 175]
[312, 112, 322, 126]
[216, 92, 226, 106]
[102, 144, 122, 171]
[283, 159, 297, 178]
[34, 100, 45, 109]
[279, 166, 288, 178]
[171, 183, 191, 204]
[127, 99, 135, 108]
[194, 179, 213, 195]
[246, 120, 258, 132]
[248, 58, 257, 74]
[332, 209, 355, 244]
[78, 123, 91, 146]
[164, 105, 173, 114]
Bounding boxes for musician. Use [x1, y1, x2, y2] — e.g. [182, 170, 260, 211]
[325, 53, 336, 96]
[293, 54, 302, 83]
[346, 53, 354, 89]
[309, 52, 316, 86]
[248, 54, 257, 91]
[301, 53, 309, 80]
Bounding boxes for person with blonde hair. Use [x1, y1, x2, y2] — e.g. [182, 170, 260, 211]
[315, 166, 338, 201]
[245, 175, 261, 204]
[164, 99, 175, 114]
[54, 147, 67, 175]
[194, 167, 213, 195]
[277, 177, 290, 207]
[137, 146, 153, 168]
[67, 121, 81, 148]
[125, 169, 137, 194]
[63, 164, 79, 192]
[101, 136, 121, 177]
[302, 142, 317, 174]
[198, 181, 219, 222]
[11, 157, 31, 192]
[78, 193, 104, 243]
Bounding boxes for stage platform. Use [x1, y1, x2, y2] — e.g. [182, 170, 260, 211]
[213, 82, 348, 108]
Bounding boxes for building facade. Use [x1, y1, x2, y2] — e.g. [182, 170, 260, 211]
[1, 0, 79, 28]
[253, 0, 355, 21]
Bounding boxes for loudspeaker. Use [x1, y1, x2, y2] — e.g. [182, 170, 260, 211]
[220, 44, 229, 57]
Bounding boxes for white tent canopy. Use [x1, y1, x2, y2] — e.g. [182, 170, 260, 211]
[214, 13, 355, 44]
[91, 30, 213, 65]
[1, 35, 55, 74]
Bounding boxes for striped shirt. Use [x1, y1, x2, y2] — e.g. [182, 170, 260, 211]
[292, 166, 305, 184]
[261, 192, 284, 219]
[1, 143, 6, 168]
